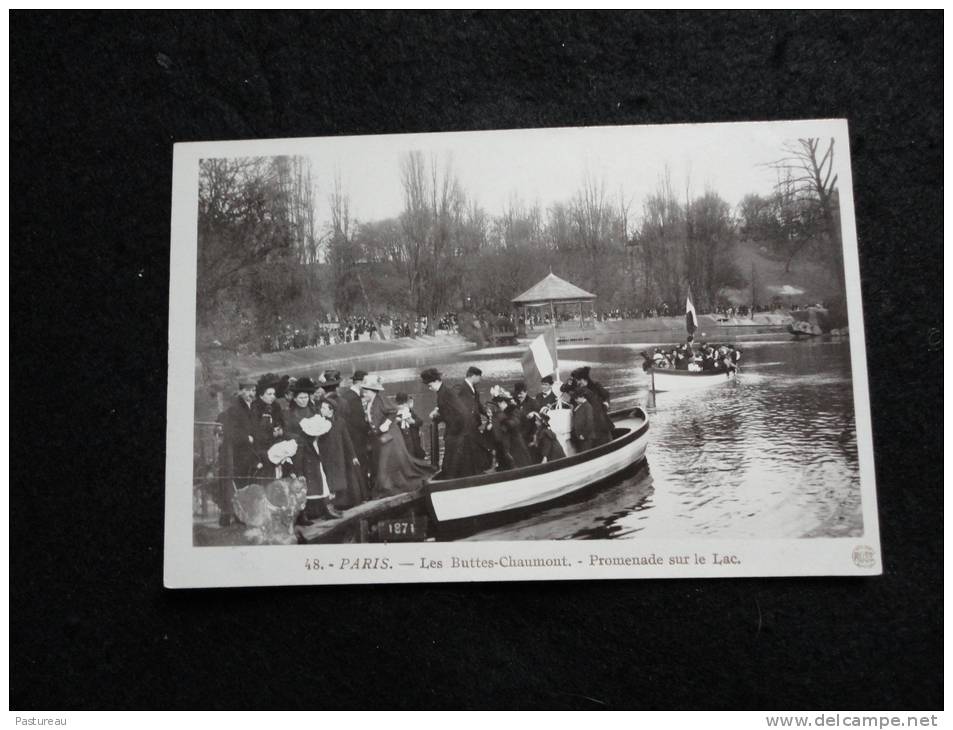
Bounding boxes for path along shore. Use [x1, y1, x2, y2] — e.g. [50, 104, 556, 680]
[195, 333, 472, 413]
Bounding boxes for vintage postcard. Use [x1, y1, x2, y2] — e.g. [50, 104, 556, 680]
[164, 119, 881, 587]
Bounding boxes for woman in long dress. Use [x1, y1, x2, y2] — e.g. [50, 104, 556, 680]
[362, 375, 436, 498]
[285, 377, 339, 523]
[314, 396, 364, 510]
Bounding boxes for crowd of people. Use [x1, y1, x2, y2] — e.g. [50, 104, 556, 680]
[418, 364, 612, 480]
[212, 362, 615, 525]
[260, 317, 383, 352]
[640, 339, 742, 372]
[259, 312, 461, 353]
[214, 369, 436, 526]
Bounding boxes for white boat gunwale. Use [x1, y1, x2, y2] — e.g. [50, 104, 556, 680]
[649, 366, 733, 377]
[650, 366, 736, 393]
[425, 407, 649, 494]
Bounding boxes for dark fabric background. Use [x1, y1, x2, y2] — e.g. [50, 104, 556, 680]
[10, 11, 942, 710]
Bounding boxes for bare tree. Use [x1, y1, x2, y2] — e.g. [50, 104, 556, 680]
[636, 168, 684, 309]
[327, 172, 366, 317]
[769, 138, 843, 286]
[398, 151, 466, 331]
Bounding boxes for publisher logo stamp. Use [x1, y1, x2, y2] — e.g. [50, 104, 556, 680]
[852, 545, 876, 568]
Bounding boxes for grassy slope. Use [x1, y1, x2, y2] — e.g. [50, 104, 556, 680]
[726, 240, 841, 306]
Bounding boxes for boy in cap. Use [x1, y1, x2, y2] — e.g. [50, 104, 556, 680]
[535, 374, 558, 411]
[570, 366, 612, 447]
[570, 388, 596, 453]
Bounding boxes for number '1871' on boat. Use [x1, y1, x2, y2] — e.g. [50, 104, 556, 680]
[425, 407, 649, 524]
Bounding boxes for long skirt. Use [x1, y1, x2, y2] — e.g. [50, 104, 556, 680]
[373, 431, 436, 498]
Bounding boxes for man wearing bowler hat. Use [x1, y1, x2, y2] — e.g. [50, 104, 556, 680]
[422, 368, 481, 478]
[319, 369, 349, 418]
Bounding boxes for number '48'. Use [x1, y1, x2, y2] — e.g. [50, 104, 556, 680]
[305, 558, 323, 570]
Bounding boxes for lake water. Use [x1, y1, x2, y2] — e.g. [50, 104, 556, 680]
[284, 330, 863, 541]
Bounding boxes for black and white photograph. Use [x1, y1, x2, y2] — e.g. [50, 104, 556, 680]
[13, 9, 942, 715]
[165, 119, 879, 587]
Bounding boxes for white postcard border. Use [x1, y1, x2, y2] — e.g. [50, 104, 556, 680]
[164, 119, 881, 589]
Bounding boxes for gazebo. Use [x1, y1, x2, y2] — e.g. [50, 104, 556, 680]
[512, 272, 597, 333]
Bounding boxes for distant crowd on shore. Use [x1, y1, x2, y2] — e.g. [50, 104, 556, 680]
[259, 312, 460, 353]
[248, 301, 820, 355]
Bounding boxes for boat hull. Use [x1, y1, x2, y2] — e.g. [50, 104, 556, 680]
[425, 408, 649, 523]
[650, 367, 735, 392]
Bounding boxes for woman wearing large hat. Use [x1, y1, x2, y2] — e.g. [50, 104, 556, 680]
[362, 374, 435, 498]
[250, 372, 286, 469]
[285, 377, 340, 522]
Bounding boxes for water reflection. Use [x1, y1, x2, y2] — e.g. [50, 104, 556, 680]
[223, 333, 864, 540]
[430, 338, 861, 541]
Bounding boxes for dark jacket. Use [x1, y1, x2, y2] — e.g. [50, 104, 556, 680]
[571, 400, 595, 452]
[535, 390, 558, 412]
[284, 402, 314, 444]
[579, 385, 613, 446]
[323, 388, 350, 419]
[435, 383, 469, 438]
[497, 407, 533, 469]
[516, 396, 538, 443]
[399, 407, 427, 460]
[435, 382, 482, 478]
[250, 398, 286, 460]
[340, 387, 370, 466]
[317, 416, 362, 509]
[284, 402, 326, 500]
[535, 427, 567, 462]
[220, 397, 257, 478]
[455, 380, 484, 433]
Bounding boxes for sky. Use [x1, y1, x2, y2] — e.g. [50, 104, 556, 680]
[193, 119, 851, 228]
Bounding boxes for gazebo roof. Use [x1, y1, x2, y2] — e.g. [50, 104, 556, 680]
[511, 273, 596, 304]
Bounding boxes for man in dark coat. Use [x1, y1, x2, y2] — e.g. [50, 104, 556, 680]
[455, 366, 484, 433]
[340, 369, 371, 497]
[513, 382, 537, 429]
[422, 368, 480, 478]
[455, 366, 493, 471]
[218, 380, 257, 526]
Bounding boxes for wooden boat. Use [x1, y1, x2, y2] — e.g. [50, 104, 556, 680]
[425, 407, 649, 523]
[788, 320, 823, 338]
[650, 367, 735, 393]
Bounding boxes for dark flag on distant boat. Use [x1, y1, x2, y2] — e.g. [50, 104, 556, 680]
[686, 287, 698, 336]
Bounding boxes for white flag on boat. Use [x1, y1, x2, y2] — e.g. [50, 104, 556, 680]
[521, 328, 559, 391]
[686, 287, 698, 335]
